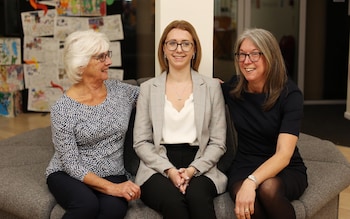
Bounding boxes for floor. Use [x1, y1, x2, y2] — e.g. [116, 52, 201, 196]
[0, 112, 350, 218]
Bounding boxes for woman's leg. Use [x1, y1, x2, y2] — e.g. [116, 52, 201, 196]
[256, 177, 295, 219]
[229, 176, 305, 219]
[256, 170, 307, 219]
[186, 176, 218, 219]
[97, 175, 129, 219]
[47, 171, 99, 219]
[141, 173, 190, 219]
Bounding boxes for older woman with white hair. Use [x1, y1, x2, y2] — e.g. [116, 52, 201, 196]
[45, 30, 140, 219]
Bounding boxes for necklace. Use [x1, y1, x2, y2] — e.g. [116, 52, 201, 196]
[175, 82, 190, 101]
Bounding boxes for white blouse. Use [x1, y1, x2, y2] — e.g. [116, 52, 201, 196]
[162, 94, 197, 144]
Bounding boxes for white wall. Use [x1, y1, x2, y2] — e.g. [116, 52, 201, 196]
[155, 0, 214, 77]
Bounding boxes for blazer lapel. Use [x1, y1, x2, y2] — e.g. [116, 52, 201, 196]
[151, 73, 167, 146]
[191, 71, 205, 147]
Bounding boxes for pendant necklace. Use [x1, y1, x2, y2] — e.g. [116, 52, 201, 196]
[175, 82, 190, 101]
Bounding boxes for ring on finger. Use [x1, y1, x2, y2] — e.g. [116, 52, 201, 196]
[128, 192, 133, 197]
[244, 208, 250, 213]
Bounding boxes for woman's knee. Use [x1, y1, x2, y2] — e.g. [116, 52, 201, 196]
[64, 197, 99, 219]
[256, 177, 284, 201]
[99, 196, 128, 219]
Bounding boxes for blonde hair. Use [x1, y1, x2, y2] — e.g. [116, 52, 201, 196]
[231, 28, 287, 110]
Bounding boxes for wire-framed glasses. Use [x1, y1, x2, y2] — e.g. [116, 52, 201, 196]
[165, 41, 193, 52]
[93, 51, 112, 62]
[234, 52, 263, 62]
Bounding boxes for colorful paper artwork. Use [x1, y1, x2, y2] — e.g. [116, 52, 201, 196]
[89, 15, 124, 41]
[23, 36, 60, 64]
[23, 64, 60, 89]
[0, 91, 22, 117]
[21, 9, 56, 37]
[24, 63, 71, 112]
[27, 86, 63, 112]
[54, 14, 124, 41]
[0, 38, 21, 65]
[0, 65, 24, 92]
[56, 0, 107, 16]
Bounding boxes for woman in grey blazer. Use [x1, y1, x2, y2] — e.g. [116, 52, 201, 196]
[133, 20, 227, 219]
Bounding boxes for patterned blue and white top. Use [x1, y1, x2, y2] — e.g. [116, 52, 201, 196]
[45, 79, 139, 181]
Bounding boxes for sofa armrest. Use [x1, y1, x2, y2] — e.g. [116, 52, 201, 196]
[294, 133, 350, 218]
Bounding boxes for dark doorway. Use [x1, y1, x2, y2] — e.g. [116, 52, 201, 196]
[323, 0, 349, 100]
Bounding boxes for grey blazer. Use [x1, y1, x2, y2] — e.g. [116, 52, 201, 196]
[133, 70, 227, 194]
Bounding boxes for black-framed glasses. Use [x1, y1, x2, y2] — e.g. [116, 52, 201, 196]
[165, 41, 193, 52]
[235, 52, 263, 62]
[93, 51, 112, 62]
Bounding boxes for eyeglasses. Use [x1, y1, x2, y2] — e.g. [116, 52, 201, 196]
[235, 52, 263, 62]
[164, 41, 193, 52]
[93, 51, 112, 62]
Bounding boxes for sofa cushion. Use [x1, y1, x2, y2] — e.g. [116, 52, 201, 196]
[292, 133, 350, 218]
[0, 127, 55, 219]
[0, 163, 56, 219]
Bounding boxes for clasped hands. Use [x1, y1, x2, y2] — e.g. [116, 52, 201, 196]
[166, 166, 197, 194]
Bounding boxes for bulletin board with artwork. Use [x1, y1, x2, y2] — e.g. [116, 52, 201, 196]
[19, 0, 124, 112]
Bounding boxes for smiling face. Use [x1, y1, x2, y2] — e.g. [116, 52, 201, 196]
[163, 28, 195, 72]
[238, 38, 267, 90]
[82, 51, 112, 82]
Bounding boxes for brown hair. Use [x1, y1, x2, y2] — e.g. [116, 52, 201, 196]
[157, 20, 202, 72]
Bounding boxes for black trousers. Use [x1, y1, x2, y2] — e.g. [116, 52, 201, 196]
[141, 143, 218, 219]
[47, 171, 128, 219]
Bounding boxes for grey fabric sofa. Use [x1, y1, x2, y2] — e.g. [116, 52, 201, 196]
[0, 79, 350, 219]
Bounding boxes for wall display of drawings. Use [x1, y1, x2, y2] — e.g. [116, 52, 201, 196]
[21, 5, 124, 112]
[0, 38, 24, 117]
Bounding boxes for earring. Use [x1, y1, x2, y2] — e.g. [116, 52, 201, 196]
[164, 54, 167, 59]
[192, 53, 196, 59]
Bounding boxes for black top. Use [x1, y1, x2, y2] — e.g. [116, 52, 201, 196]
[222, 76, 307, 183]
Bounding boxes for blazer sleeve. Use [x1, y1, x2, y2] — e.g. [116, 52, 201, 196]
[190, 78, 227, 174]
[133, 80, 174, 175]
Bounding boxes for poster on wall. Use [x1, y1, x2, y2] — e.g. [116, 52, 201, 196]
[23, 36, 60, 64]
[0, 65, 24, 92]
[0, 38, 21, 65]
[89, 14, 124, 41]
[108, 69, 123, 81]
[23, 64, 59, 89]
[0, 91, 22, 117]
[54, 16, 90, 41]
[24, 63, 71, 112]
[54, 14, 124, 41]
[110, 41, 121, 67]
[27, 86, 64, 112]
[21, 9, 56, 37]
